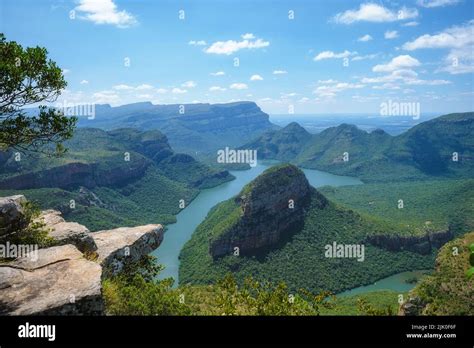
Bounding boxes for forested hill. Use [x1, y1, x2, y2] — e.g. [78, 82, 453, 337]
[244, 112, 474, 182]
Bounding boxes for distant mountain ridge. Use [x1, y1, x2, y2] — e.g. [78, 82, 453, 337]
[244, 112, 474, 182]
[76, 101, 277, 157]
[0, 128, 233, 230]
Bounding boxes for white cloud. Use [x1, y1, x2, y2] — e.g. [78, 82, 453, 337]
[402, 20, 474, 74]
[113, 84, 134, 90]
[273, 70, 288, 75]
[62, 69, 70, 75]
[402, 21, 419, 27]
[188, 40, 207, 46]
[181, 81, 197, 88]
[229, 83, 248, 90]
[136, 84, 153, 90]
[384, 30, 399, 39]
[172, 88, 187, 94]
[314, 50, 355, 61]
[155, 88, 167, 94]
[205, 35, 269, 55]
[332, 3, 418, 24]
[74, 0, 137, 28]
[250, 74, 263, 81]
[403, 21, 473, 50]
[210, 71, 225, 76]
[373, 55, 421, 72]
[358, 34, 373, 42]
[80, 80, 89, 84]
[241, 33, 255, 39]
[93, 90, 120, 104]
[209, 86, 227, 92]
[417, 0, 460, 8]
[298, 97, 310, 103]
[314, 82, 365, 98]
[318, 79, 338, 84]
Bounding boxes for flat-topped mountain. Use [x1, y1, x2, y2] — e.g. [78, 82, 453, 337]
[244, 112, 474, 182]
[0, 128, 233, 230]
[77, 101, 276, 156]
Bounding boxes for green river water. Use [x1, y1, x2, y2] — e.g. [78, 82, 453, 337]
[151, 162, 423, 295]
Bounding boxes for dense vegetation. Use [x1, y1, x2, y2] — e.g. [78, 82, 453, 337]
[103, 255, 399, 316]
[409, 231, 474, 315]
[0, 128, 232, 231]
[320, 179, 474, 237]
[180, 187, 435, 294]
[245, 112, 474, 182]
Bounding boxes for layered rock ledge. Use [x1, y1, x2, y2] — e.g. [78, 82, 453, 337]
[0, 195, 164, 315]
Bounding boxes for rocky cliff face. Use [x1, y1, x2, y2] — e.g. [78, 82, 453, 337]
[0, 157, 151, 190]
[210, 164, 318, 258]
[0, 195, 164, 315]
[366, 229, 453, 255]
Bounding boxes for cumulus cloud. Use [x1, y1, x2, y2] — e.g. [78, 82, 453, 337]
[205, 34, 269, 55]
[181, 81, 197, 88]
[314, 82, 365, 98]
[273, 70, 288, 74]
[373, 55, 421, 72]
[332, 3, 418, 24]
[136, 84, 153, 90]
[402, 21, 419, 27]
[74, 0, 137, 28]
[229, 83, 248, 90]
[358, 34, 373, 42]
[402, 20, 474, 74]
[314, 50, 355, 61]
[385, 30, 399, 39]
[80, 80, 89, 84]
[250, 74, 263, 81]
[210, 71, 225, 76]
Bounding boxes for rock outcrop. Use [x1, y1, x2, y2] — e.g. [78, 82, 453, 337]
[37, 210, 97, 253]
[210, 164, 318, 258]
[92, 224, 164, 276]
[366, 229, 453, 255]
[0, 245, 103, 315]
[0, 195, 27, 237]
[0, 195, 165, 316]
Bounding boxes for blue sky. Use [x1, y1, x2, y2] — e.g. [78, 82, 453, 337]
[1, 0, 473, 114]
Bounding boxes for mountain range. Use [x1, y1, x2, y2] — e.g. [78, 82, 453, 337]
[244, 112, 474, 182]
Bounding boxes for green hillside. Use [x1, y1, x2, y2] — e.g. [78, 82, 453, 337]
[179, 164, 436, 294]
[0, 128, 233, 230]
[245, 112, 474, 182]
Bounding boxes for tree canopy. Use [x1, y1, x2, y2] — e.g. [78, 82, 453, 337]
[0, 33, 76, 154]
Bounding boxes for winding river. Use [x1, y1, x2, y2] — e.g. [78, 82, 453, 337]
[151, 162, 362, 282]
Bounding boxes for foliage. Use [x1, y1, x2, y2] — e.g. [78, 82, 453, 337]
[2, 200, 54, 249]
[180, 190, 436, 294]
[0, 33, 76, 155]
[319, 179, 474, 237]
[411, 231, 474, 315]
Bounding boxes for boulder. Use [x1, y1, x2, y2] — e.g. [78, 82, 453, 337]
[0, 195, 27, 237]
[91, 224, 164, 276]
[0, 245, 103, 315]
[38, 210, 97, 253]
